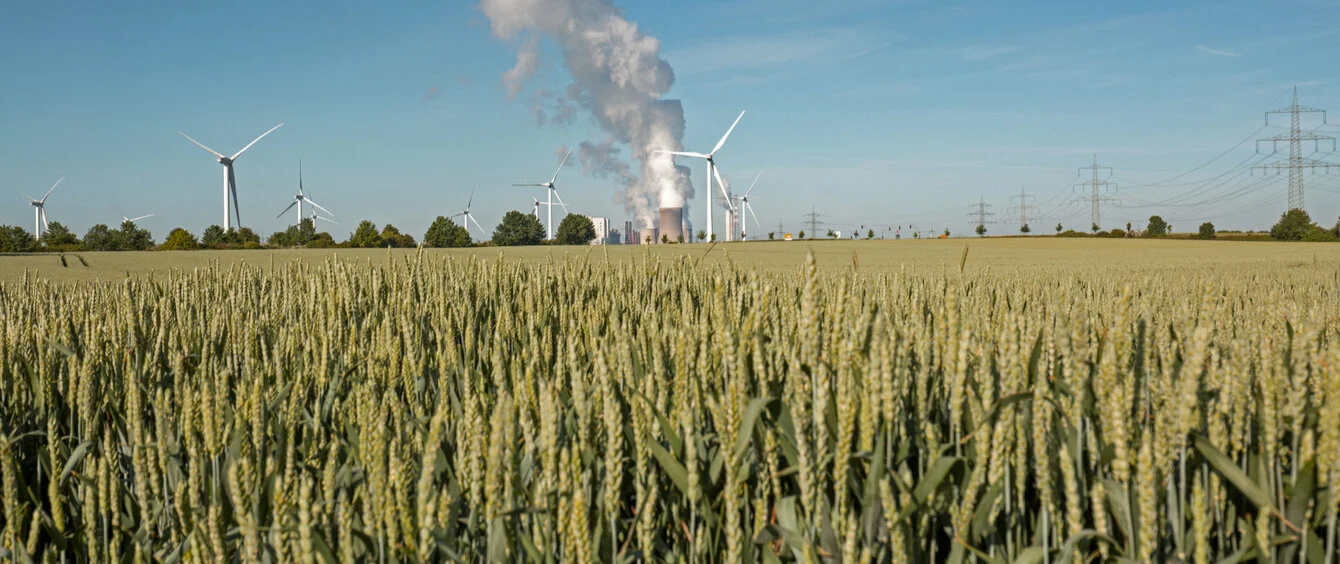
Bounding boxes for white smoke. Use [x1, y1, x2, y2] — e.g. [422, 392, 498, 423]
[480, 0, 693, 226]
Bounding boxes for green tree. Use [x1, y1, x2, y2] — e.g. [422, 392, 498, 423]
[943, 228, 950, 237]
[83, 224, 118, 251]
[1091, 223, 1100, 234]
[1198, 222, 1216, 240]
[798, 230, 805, 239]
[41, 221, 81, 250]
[1270, 209, 1315, 241]
[118, 220, 155, 251]
[1020, 224, 1031, 234]
[867, 229, 874, 239]
[768, 232, 775, 240]
[161, 228, 200, 250]
[0, 225, 39, 252]
[976, 224, 987, 237]
[201, 225, 226, 248]
[555, 214, 597, 245]
[826, 229, 835, 238]
[349, 221, 383, 248]
[424, 216, 472, 248]
[1332, 217, 1340, 238]
[1146, 215, 1169, 237]
[491, 211, 545, 246]
[1055, 223, 1062, 234]
[380, 224, 416, 248]
[661, 234, 669, 244]
[236, 227, 261, 248]
[696, 230, 706, 243]
[307, 232, 337, 248]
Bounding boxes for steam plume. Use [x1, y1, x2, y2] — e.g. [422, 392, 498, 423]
[480, 0, 693, 226]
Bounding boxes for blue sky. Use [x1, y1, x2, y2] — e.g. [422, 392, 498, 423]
[3, 0, 1340, 240]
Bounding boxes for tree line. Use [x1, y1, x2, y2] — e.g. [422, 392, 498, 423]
[0, 211, 602, 253]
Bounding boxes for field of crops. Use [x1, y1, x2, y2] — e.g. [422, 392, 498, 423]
[2, 240, 1339, 562]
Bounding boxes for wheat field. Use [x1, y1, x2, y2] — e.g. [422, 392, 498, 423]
[2, 239, 1339, 562]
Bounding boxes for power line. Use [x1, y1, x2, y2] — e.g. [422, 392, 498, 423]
[1252, 87, 1339, 212]
[1073, 155, 1119, 230]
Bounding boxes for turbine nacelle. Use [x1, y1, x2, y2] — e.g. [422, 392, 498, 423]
[217, 157, 233, 166]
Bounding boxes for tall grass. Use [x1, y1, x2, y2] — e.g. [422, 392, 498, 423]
[0, 248, 1337, 562]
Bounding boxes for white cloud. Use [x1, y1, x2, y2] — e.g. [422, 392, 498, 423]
[1196, 45, 1240, 57]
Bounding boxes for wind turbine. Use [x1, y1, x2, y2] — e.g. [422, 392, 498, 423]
[121, 213, 156, 223]
[180, 123, 284, 231]
[21, 177, 62, 238]
[656, 110, 744, 243]
[513, 150, 572, 240]
[732, 171, 762, 240]
[531, 195, 541, 219]
[277, 160, 333, 225]
[453, 187, 486, 237]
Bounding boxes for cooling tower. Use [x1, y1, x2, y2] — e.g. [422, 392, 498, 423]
[659, 207, 684, 243]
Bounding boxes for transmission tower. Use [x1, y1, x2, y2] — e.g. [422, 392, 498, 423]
[1073, 155, 1119, 230]
[1007, 186, 1037, 232]
[966, 195, 996, 235]
[1252, 87, 1338, 212]
[802, 206, 825, 238]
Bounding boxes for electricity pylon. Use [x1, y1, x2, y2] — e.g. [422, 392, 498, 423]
[1073, 155, 1119, 230]
[1007, 186, 1037, 233]
[967, 195, 995, 235]
[1252, 87, 1338, 212]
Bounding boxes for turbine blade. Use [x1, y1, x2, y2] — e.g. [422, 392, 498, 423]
[230, 122, 285, 160]
[551, 149, 572, 184]
[746, 202, 761, 229]
[41, 177, 64, 202]
[42, 211, 49, 231]
[513, 183, 546, 187]
[277, 201, 298, 218]
[468, 185, 476, 209]
[655, 150, 709, 159]
[316, 216, 337, 225]
[713, 165, 735, 210]
[306, 199, 334, 216]
[131, 214, 156, 222]
[744, 171, 762, 197]
[553, 189, 570, 213]
[20, 192, 37, 202]
[179, 132, 225, 158]
[710, 110, 745, 155]
[298, 159, 304, 195]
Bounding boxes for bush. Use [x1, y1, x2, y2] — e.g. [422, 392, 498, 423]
[161, 228, 200, 250]
[1270, 209, 1315, 241]
[1198, 222, 1215, 240]
[1108, 229, 1125, 238]
[1302, 226, 1338, 242]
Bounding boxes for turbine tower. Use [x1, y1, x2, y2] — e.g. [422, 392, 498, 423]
[513, 150, 572, 240]
[21, 178, 63, 238]
[731, 171, 762, 240]
[453, 187, 486, 238]
[277, 161, 333, 225]
[180, 123, 284, 231]
[657, 110, 744, 242]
